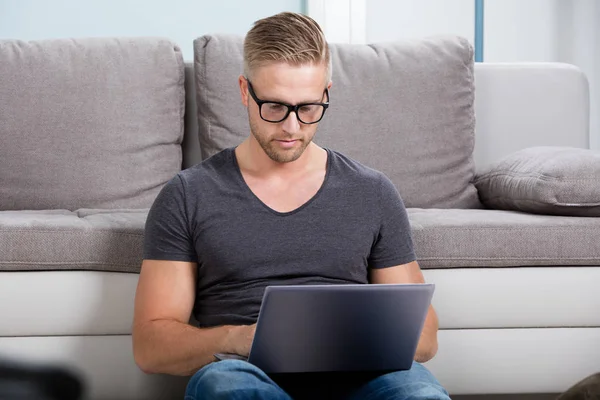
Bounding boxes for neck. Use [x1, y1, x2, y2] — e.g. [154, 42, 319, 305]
[236, 138, 322, 177]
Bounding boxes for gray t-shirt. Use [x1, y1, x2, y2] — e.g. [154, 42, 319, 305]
[143, 147, 416, 327]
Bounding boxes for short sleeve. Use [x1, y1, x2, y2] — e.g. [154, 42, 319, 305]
[143, 174, 197, 262]
[368, 174, 416, 269]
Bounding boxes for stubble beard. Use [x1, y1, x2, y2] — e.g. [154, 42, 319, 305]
[249, 119, 314, 163]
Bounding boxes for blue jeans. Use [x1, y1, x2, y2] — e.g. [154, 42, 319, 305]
[185, 360, 450, 400]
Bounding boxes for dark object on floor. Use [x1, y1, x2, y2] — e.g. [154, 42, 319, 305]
[0, 359, 83, 400]
[557, 373, 600, 400]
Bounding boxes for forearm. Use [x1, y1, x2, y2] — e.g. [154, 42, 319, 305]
[414, 305, 439, 363]
[132, 319, 240, 376]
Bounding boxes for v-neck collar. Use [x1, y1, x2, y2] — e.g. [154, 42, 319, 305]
[230, 147, 332, 217]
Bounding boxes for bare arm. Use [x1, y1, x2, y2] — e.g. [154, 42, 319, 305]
[369, 260, 439, 363]
[132, 260, 255, 376]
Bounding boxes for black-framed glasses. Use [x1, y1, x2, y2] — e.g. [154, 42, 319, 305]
[246, 79, 329, 124]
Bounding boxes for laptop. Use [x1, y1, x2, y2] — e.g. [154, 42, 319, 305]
[214, 283, 435, 374]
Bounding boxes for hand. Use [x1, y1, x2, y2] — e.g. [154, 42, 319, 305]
[228, 324, 256, 357]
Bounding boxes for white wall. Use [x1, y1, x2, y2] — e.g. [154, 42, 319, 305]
[362, 0, 599, 150]
[484, 0, 599, 150]
[556, 0, 600, 151]
[484, 0, 598, 64]
[366, 0, 474, 45]
[483, 0, 559, 62]
[0, 0, 304, 61]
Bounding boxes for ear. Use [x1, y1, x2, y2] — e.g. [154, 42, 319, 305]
[327, 80, 333, 90]
[239, 75, 249, 107]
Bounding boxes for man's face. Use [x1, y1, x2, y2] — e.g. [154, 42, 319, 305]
[240, 62, 331, 163]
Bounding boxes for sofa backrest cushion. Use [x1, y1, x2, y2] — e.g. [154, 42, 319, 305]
[0, 38, 185, 210]
[193, 34, 480, 209]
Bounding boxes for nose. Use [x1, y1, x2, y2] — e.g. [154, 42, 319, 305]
[281, 110, 301, 134]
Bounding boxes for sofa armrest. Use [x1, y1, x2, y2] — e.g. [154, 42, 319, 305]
[473, 63, 589, 173]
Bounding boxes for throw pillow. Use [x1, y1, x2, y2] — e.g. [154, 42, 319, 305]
[474, 146, 600, 217]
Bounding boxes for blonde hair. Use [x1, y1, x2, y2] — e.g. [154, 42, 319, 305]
[244, 12, 331, 82]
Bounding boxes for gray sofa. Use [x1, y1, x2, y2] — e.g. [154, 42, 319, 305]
[1, 35, 598, 400]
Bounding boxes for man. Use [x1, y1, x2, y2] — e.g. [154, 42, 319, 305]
[133, 11, 450, 400]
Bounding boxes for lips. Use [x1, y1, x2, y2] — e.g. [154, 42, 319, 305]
[275, 139, 300, 148]
[274, 139, 300, 145]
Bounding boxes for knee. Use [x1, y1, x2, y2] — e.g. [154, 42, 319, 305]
[185, 360, 287, 400]
[186, 360, 259, 394]
[407, 362, 443, 383]
[193, 359, 258, 378]
[376, 363, 450, 400]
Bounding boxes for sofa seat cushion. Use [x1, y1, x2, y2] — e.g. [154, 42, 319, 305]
[409, 208, 600, 268]
[0, 209, 147, 273]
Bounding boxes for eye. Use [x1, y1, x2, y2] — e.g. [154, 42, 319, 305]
[266, 103, 285, 112]
[299, 105, 317, 113]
